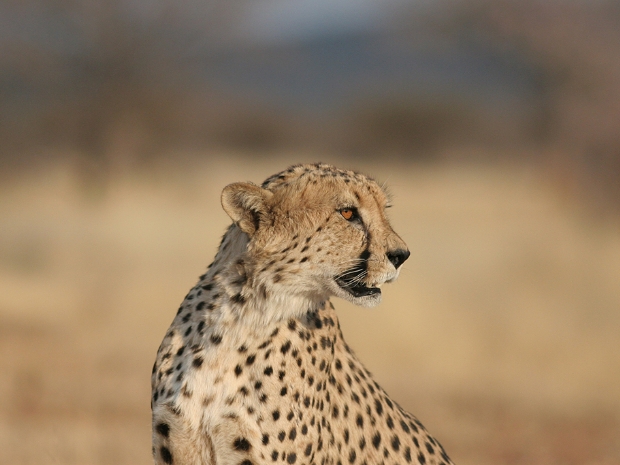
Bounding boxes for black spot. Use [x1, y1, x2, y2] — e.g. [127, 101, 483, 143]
[344, 429, 350, 444]
[356, 414, 364, 428]
[233, 437, 251, 451]
[287, 452, 297, 464]
[418, 452, 426, 464]
[197, 321, 205, 333]
[176, 346, 185, 356]
[278, 431, 285, 442]
[280, 387, 288, 396]
[375, 399, 383, 416]
[193, 357, 203, 368]
[272, 410, 281, 421]
[288, 320, 297, 331]
[238, 345, 248, 353]
[400, 420, 410, 433]
[271, 450, 278, 461]
[391, 435, 400, 452]
[240, 461, 253, 465]
[156, 423, 170, 438]
[287, 411, 294, 421]
[304, 443, 313, 456]
[210, 334, 222, 345]
[231, 293, 245, 304]
[425, 442, 435, 455]
[264, 366, 274, 376]
[335, 359, 342, 370]
[196, 301, 206, 311]
[184, 326, 192, 337]
[372, 432, 381, 449]
[246, 354, 256, 365]
[160, 446, 173, 464]
[262, 434, 269, 445]
[348, 449, 356, 463]
[404, 446, 412, 463]
[289, 427, 297, 440]
[280, 341, 292, 354]
[234, 365, 243, 376]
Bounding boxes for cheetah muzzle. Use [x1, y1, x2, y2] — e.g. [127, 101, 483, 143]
[151, 163, 454, 465]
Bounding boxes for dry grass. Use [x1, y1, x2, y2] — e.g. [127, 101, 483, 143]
[0, 153, 618, 465]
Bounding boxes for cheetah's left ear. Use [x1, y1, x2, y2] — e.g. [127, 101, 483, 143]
[221, 182, 273, 236]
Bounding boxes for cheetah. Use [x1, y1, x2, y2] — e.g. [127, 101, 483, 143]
[152, 163, 454, 465]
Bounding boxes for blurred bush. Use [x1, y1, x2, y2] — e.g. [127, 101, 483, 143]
[1, 0, 619, 211]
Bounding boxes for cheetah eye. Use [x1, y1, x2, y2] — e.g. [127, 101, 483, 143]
[340, 208, 358, 221]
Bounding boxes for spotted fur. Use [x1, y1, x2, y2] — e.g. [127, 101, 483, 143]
[152, 163, 454, 465]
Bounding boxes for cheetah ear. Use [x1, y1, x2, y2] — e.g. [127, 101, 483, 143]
[221, 182, 273, 236]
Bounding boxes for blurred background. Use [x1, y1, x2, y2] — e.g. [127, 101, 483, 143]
[1, 0, 619, 464]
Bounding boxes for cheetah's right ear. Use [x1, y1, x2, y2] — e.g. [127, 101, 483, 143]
[221, 182, 273, 236]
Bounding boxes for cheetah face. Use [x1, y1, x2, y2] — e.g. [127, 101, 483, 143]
[320, 199, 410, 307]
[221, 164, 409, 308]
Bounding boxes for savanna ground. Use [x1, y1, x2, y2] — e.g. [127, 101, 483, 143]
[1, 153, 619, 465]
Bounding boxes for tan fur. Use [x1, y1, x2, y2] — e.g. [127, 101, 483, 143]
[151, 163, 454, 465]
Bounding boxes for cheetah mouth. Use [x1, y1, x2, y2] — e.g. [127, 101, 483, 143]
[334, 277, 381, 298]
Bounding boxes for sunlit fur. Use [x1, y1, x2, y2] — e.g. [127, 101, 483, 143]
[151, 164, 453, 465]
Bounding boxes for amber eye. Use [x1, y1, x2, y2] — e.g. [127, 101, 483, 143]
[340, 208, 355, 220]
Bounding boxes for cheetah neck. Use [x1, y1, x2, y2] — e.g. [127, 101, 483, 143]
[204, 224, 327, 330]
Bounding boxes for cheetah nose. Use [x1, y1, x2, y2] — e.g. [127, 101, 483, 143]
[386, 249, 410, 269]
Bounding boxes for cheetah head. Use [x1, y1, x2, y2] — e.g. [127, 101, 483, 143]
[221, 163, 409, 309]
